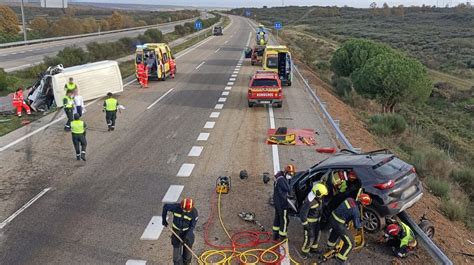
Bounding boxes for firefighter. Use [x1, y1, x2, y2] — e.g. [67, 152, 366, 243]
[70, 113, 87, 161]
[162, 198, 198, 265]
[300, 182, 329, 259]
[383, 222, 417, 258]
[169, 57, 176, 79]
[63, 90, 75, 131]
[103, 92, 118, 131]
[327, 193, 372, 264]
[137, 61, 147, 88]
[64, 77, 78, 94]
[12, 87, 31, 117]
[272, 164, 296, 241]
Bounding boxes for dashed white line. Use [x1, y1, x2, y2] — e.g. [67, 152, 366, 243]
[233, 71, 239, 74]
[195, 61, 206, 70]
[214, 104, 224, 109]
[222, 91, 230, 96]
[146, 88, 174, 110]
[140, 216, 165, 240]
[237, 63, 242, 66]
[0, 187, 51, 229]
[231, 74, 237, 78]
[227, 82, 234, 86]
[229, 78, 236, 81]
[204, 121, 216, 128]
[197, 132, 210, 141]
[176, 36, 216, 59]
[126, 260, 147, 265]
[224, 40, 228, 44]
[225, 86, 232, 90]
[210, 112, 220, 118]
[177, 163, 195, 177]
[218, 97, 227, 103]
[214, 48, 220, 53]
[162, 185, 184, 203]
[188, 146, 204, 157]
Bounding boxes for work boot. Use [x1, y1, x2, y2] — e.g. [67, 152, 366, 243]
[272, 232, 279, 241]
[300, 251, 312, 260]
[18, 114, 22, 117]
[76, 155, 80, 161]
[81, 152, 86, 161]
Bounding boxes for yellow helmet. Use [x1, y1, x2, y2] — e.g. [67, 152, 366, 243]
[312, 183, 328, 198]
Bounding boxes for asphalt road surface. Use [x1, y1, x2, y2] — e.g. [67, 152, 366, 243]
[0, 18, 196, 72]
[0, 15, 429, 265]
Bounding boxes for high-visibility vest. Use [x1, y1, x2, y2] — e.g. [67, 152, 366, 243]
[104, 98, 118, 111]
[137, 64, 145, 74]
[13, 91, 24, 103]
[63, 96, 74, 109]
[65, 82, 77, 91]
[71, 120, 85, 134]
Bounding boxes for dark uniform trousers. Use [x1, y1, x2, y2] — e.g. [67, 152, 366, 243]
[273, 207, 290, 238]
[172, 229, 195, 265]
[64, 108, 74, 129]
[106, 110, 117, 129]
[327, 216, 354, 262]
[302, 220, 321, 253]
[72, 133, 87, 159]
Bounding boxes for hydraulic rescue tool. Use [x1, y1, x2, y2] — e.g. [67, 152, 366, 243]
[215, 176, 231, 194]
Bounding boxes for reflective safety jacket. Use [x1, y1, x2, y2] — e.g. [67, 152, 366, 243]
[273, 172, 291, 210]
[137, 63, 145, 74]
[331, 197, 361, 229]
[65, 82, 77, 92]
[398, 221, 416, 248]
[104, 98, 118, 111]
[12, 90, 24, 106]
[63, 96, 74, 109]
[162, 203, 198, 232]
[299, 191, 323, 225]
[71, 120, 86, 134]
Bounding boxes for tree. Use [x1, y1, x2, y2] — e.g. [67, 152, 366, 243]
[30, 17, 49, 36]
[382, 2, 391, 17]
[0, 5, 19, 35]
[99, 20, 110, 31]
[108, 11, 124, 30]
[370, 2, 379, 16]
[351, 53, 432, 112]
[50, 16, 84, 36]
[393, 5, 405, 17]
[82, 17, 98, 33]
[330, 39, 392, 77]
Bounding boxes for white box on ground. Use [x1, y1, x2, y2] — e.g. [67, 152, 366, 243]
[52, 61, 123, 107]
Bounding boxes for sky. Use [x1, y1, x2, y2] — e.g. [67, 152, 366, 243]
[73, 0, 466, 8]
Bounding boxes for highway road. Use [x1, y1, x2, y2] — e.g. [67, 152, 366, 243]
[0, 17, 196, 72]
[0, 15, 425, 264]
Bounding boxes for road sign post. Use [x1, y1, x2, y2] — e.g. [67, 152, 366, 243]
[195, 20, 203, 31]
[274, 22, 282, 38]
[245, 10, 251, 17]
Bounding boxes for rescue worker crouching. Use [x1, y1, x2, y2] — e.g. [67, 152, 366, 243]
[162, 198, 198, 265]
[383, 222, 417, 258]
[63, 90, 75, 131]
[272, 164, 296, 241]
[12, 87, 31, 117]
[103, 92, 118, 131]
[70, 113, 87, 161]
[300, 182, 329, 259]
[327, 193, 372, 264]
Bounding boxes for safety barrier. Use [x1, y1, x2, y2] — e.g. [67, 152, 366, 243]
[0, 18, 196, 49]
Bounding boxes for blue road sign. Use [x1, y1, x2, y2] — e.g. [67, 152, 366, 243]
[245, 10, 251, 17]
[195, 20, 203, 30]
[274, 22, 282, 30]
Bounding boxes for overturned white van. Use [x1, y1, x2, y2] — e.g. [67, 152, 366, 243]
[53, 61, 123, 107]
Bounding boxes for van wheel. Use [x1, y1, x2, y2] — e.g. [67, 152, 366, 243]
[248, 102, 254, 108]
[287, 81, 292, 86]
[419, 220, 435, 239]
[363, 207, 385, 233]
[276, 103, 282, 108]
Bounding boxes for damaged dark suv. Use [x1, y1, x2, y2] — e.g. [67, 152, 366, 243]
[290, 149, 423, 232]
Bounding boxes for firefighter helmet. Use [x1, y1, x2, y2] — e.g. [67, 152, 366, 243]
[285, 164, 296, 175]
[181, 198, 194, 212]
[312, 183, 329, 198]
[386, 223, 401, 236]
[358, 193, 372, 206]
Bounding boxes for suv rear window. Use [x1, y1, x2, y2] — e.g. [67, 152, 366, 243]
[252, 79, 278, 87]
[373, 157, 408, 176]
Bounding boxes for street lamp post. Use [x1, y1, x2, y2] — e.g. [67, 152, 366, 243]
[20, 0, 27, 42]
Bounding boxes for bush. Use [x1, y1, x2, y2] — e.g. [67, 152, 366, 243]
[174, 25, 186, 36]
[144, 29, 163, 42]
[0, 68, 18, 93]
[409, 147, 453, 179]
[440, 196, 467, 222]
[425, 177, 450, 198]
[331, 75, 352, 96]
[44, 46, 89, 67]
[451, 168, 474, 198]
[368, 113, 407, 136]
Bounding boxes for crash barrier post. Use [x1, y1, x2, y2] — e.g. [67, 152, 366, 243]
[260, 19, 453, 265]
[0, 18, 197, 49]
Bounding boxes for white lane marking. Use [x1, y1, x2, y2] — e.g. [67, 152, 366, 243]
[146, 88, 174, 110]
[229, 78, 236, 81]
[237, 63, 242, 66]
[214, 48, 220, 53]
[227, 82, 234, 86]
[224, 40, 228, 44]
[0, 187, 51, 229]
[11, 52, 17, 55]
[162, 185, 184, 203]
[222, 91, 229, 96]
[204, 121, 215, 129]
[177, 163, 195, 177]
[235, 66, 241, 69]
[233, 71, 239, 74]
[126, 260, 147, 265]
[195, 61, 206, 70]
[224, 86, 232, 90]
[197, 132, 210, 141]
[188, 146, 204, 157]
[218, 97, 227, 103]
[140, 216, 164, 240]
[268, 106, 280, 174]
[0, 79, 136, 152]
[210, 112, 220, 118]
[176, 36, 215, 59]
[214, 104, 224, 110]
[231, 74, 237, 77]
[124, 79, 137, 87]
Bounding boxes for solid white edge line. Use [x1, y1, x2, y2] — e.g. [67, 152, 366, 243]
[126, 260, 147, 265]
[214, 48, 220, 53]
[176, 36, 215, 59]
[268, 106, 280, 173]
[0, 187, 51, 229]
[177, 163, 195, 177]
[146, 88, 174, 110]
[162, 185, 184, 203]
[195, 61, 206, 70]
[140, 216, 164, 240]
[197, 132, 210, 141]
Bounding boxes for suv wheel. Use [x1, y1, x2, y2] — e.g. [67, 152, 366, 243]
[419, 219, 435, 239]
[363, 207, 385, 233]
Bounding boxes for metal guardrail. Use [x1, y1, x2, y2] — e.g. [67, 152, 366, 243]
[0, 18, 196, 49]
[258, 18, 453, 265]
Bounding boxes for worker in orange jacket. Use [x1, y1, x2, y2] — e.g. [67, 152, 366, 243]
[137, 62, 145, 88]
[12, 87, 31, 117]
[143, 64, 149, 88]
[169, 57, 176, 79]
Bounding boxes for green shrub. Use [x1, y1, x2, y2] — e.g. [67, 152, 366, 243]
[451, 168, 474, 198]
[331, 75, 352, 96]
[44, 46, 89, 67]
[144, 29, 163, 43]
[440, 196, 467, 222]
[425, 177, 450, 198]
[0, 68, 18, 94]
[368, 114, 407, 136]
[409, 147, 453, 179]
[174, 25, 186, 36]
